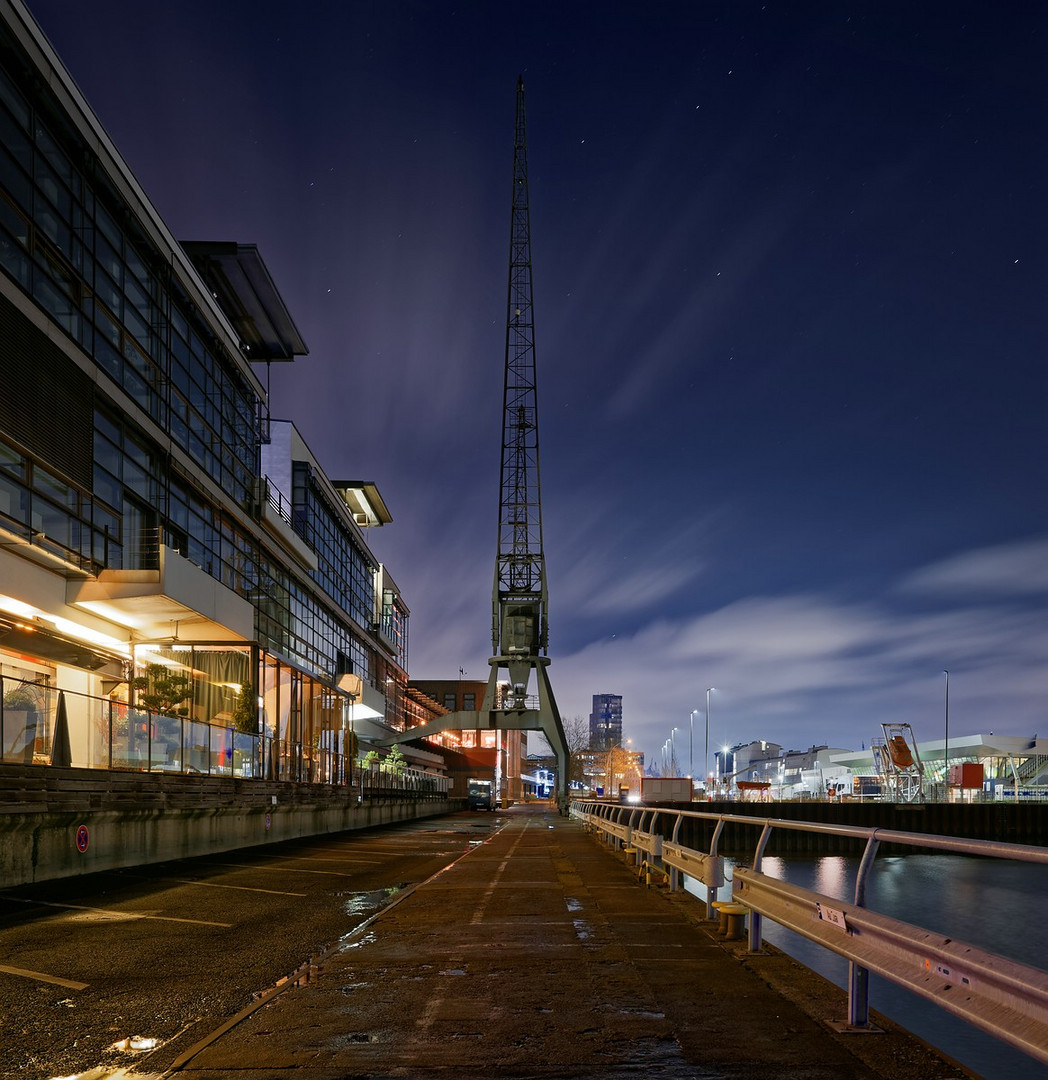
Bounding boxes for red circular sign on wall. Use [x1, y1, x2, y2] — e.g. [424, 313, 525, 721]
[75, 824, 89, 853]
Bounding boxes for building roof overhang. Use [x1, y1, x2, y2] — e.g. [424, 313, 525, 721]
[331, 481, 393, 527]
[181, 241, 309, 361]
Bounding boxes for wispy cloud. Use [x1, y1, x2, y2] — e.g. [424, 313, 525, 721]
[898, 537, 1048, 598]
[548, 541, 1048, 761]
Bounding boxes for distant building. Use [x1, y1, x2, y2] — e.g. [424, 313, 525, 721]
[574, 746, 644, 797]
[720, 741, 782, 795]
[409, 678, 527, 804]
[589, 693, 622, 750]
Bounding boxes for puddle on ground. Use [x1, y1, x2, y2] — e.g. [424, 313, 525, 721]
[338, 883, 408, 917]
[338, 930, 377, 952]
[438, 967, 467, 976]
[573, 918, 594, 941]
[565, 897, 583, 912]
[107, 1036, 159, 1053]
[333, 1031, 381, 1046]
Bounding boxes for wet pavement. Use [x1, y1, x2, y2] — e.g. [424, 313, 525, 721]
[169, 804, 972, 1080]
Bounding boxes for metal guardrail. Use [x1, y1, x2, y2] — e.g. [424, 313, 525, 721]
[570, 799, 1048, 1067]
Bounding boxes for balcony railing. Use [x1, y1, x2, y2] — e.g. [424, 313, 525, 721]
[0, 677, 448, 800]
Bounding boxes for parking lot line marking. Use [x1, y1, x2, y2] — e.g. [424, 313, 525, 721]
[0, 963, 88, 990]
[210, 861, 358, 878]
[168, 879, 307, 896]
[5, 897, 232, 927]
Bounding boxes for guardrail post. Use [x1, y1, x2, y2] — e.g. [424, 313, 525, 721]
[848, 962, 870, 1028]
[845, 832, 880, 1028]
[747, 822, 772, 952]
[707, 819, 724, 919]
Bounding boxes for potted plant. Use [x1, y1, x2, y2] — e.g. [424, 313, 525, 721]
[3, 682, 40, 763]
[232, 686, 258, 734]
[130, 663, 192, 717]
[2, 683, 38, 712]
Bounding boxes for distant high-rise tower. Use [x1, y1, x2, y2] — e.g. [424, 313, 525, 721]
[589, 694, 623, 750]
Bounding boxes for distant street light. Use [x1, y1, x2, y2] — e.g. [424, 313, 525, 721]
[943, 669, 950, 799]
[690, 709, 698, 779]
[705, 687, 715, 795]
[670, 727, 680, 777]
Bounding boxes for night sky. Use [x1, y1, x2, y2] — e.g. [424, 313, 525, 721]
[24, 1, 1046, 769]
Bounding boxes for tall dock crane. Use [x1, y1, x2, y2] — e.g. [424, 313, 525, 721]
[382, 79, 571, 808]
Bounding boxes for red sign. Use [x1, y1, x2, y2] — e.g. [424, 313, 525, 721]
[75, 824, 89, 853]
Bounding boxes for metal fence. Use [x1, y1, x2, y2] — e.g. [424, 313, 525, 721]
[0, 677, 448, 800]
[570, 798, 1048, 1067]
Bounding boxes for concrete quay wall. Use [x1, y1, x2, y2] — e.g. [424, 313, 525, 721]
[0, 764, 453, 885]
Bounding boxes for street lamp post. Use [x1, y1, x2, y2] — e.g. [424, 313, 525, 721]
[690, 709, 697, 781]
[943, 669, 950, 800]
[670, 727, 679, 777]
[705, 687, 714, 796]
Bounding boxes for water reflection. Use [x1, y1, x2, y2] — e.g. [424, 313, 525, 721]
[688, 854, 1048, 1079]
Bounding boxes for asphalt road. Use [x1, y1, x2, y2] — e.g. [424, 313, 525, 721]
[0, 810, 499, 1079]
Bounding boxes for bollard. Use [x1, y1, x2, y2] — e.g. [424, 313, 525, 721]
[717, 903, 748, 940]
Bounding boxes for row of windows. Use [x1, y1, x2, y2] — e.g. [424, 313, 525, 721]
[0, 436, 119, 572]
[99, 406, 393, 691]
[97, 407, 393, 694]
[292, 463, 376, 632]
[254, 548, 374, 694]
[0, 46, 259, 508]
[381, 588, 408, 667]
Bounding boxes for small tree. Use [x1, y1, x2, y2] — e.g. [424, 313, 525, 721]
[384, 744, 407, 775]
[232, 686, 258, 734]
[563, 714, 590, 789]
[2, 682, 39, 712]
[131, 663, 192, 717]
[361, 749, 380, 770]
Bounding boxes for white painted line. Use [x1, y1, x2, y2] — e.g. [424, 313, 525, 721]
[5, 897, 232, 927]
[167, 879, 307, 897]
[209, 861, 360, 877]
[274, 857, 384, 866]
[0, 963, 89, 990]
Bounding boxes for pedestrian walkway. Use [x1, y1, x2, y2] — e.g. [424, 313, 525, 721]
[174, 804, 969, 1080]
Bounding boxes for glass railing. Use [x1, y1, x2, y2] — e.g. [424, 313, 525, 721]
[0, 677, 449, 799]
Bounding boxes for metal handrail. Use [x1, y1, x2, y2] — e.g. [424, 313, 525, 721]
[571, 799, 1048, 1066]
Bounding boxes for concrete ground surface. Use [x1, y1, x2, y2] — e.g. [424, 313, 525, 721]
[169, 803, 973, 1080]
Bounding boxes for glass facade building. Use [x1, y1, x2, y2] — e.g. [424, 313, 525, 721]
[0, 0, 417, 784]
[589, 693, 623, 751]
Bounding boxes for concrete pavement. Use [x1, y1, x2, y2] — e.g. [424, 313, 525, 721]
[173, 803, 972, 1079]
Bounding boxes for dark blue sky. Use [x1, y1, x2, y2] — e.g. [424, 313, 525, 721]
[26, 1, 1046, 766]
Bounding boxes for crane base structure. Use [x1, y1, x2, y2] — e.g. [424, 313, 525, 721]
[379, 656, 569, 811]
